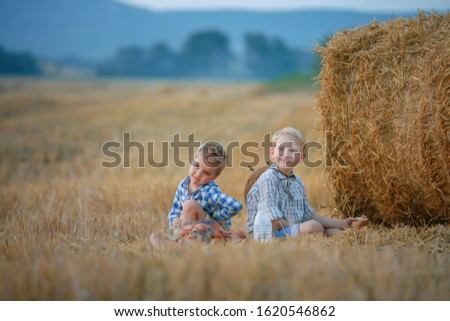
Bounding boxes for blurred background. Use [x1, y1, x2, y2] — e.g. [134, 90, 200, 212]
[1, 0, 448, 82]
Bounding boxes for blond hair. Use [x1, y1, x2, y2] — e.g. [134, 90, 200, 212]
[272, 127, 305, 146]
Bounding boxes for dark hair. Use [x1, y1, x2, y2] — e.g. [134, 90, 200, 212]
[197, 141, 227, 175]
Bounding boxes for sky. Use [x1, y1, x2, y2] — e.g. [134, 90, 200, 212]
[117, 0, 450, 12]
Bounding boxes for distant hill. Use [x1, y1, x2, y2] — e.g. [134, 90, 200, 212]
[0, 0, 424, 61]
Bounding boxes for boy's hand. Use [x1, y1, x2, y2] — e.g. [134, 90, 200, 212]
[340, 217, 356, 230]
[272, 218, 290, 231]
[172, 218, 182, 229]
[349, 216, 369, 228]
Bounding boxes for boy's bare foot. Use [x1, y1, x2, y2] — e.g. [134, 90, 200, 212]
[149, 232, 167, 250]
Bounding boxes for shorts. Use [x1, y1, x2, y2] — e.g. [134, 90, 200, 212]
[273, 223, 300, 238]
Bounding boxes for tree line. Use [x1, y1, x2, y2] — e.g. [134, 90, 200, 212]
[0, 30, 320, 79]
[0, 46, 41, 75]
[98, 30, 319, 79]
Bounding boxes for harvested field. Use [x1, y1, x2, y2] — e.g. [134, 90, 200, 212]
[0, 78, 448, 300]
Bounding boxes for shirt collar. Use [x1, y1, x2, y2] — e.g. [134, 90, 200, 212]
[182, 176, 217, 190]
[269, 163, 295, 179]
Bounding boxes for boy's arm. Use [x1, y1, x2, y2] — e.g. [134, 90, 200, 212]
[311, 212, 350, 230]
[271, 218, 291, 231]
[211, 192, 242, 222]
[168, 186, 183, 229]
[259, 174, 285, 224]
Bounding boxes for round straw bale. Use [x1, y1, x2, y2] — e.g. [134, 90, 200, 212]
[244, 166, 270, 200]
[316, 12, 449, 226]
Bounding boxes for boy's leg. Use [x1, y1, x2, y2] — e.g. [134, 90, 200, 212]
[299, 220, 324, 235]
[149, 232, 166, 250]
[181, 199, 208, 225]
[274, 223, 300, 238]
[324, 228, 341, 237]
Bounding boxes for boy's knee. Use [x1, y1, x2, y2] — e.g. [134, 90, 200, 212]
[182, 200, 204, 217]
[300, 220, 324, 235]
[182, 200, 207, 223]
[183, 199, 200, 212]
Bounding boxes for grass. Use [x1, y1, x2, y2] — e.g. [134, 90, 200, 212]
[264, 73, 318, 93]
[0, 78, 448, 300]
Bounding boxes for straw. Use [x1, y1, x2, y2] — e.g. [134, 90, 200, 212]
[316, 12, 449, 226]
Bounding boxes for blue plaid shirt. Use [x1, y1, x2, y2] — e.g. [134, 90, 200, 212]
[245, 163, 315, 233]
[168, 177, 242, 230]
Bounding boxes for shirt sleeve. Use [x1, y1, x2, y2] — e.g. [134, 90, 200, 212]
[209, 188, 243, 222]
[299, 178, 315, 221]
[258, 173, 284, 221]
[167, 182, 183, 229]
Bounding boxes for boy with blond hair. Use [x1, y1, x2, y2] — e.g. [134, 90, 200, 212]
[246, 127, 355, 238]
